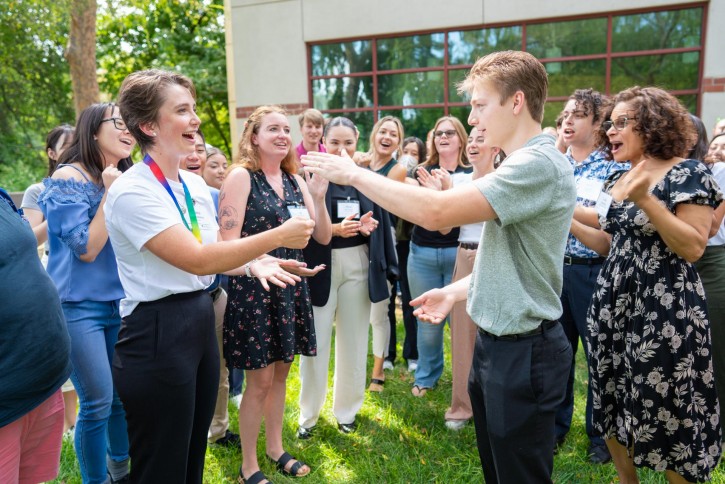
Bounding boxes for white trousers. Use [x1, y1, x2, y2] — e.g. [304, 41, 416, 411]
[299, 245, 371, 428]
[369, 281, 392, 358]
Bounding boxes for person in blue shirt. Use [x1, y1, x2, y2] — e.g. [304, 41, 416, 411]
[553, 89, 628, 464]
[38, 103, 134, 484]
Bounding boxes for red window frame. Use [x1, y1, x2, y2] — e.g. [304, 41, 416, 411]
[307, 3, 708, 122]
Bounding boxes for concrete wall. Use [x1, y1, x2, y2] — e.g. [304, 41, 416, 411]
[225, 0, 724, 148]
[701, 0, 725, 134]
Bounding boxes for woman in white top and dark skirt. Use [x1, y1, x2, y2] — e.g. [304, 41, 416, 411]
[107, 70, 316, 483]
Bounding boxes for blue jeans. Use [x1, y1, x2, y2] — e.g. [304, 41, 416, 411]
[407, 242, 457, 388]
[63, 300, 129, 484]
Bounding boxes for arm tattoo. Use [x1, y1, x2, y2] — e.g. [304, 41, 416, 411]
[219, 205, 239, 231]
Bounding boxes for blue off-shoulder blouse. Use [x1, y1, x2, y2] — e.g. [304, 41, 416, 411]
[38, 177, 125, 303]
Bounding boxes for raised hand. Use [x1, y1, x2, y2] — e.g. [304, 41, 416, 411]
[359, 211, 379, 236]
[432, 168, 452, 191]
[250, 257, 302, 291]
[304, 169, 329, 201]
[102, 164, 123, 190]
[622, 160, 654, 205]
[301, 149, 360, 185]
[416, 167, 442, 191]
[410, 288, 455, 324]
[278, 217, 315, 249]
[335, 213, 362, 238]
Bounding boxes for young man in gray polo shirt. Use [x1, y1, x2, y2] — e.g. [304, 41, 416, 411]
[301, 50, 577, 483]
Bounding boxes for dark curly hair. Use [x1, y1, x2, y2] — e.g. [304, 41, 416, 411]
[596, 86, 695, 161]
[570, 88, 609, 125]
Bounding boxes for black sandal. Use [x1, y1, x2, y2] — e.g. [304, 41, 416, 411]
[238, 468, 271, 484]
[368, 378, 385, 392]
[269, 451, 309, 477]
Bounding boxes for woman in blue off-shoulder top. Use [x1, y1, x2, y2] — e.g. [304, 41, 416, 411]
[39, 103, 134, 484]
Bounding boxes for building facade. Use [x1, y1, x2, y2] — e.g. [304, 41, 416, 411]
[224, 0, 724, 154]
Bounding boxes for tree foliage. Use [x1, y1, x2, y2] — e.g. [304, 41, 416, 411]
[97, 0, 230, 155]
[0, 0, 230, 191]
[0, 0, 75, 186]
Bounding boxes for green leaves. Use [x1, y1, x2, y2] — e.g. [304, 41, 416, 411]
[97, 0, 230, 155]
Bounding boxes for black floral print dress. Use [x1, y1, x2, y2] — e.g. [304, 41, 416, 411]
[223, 169, 316, 370]
[587, 159, 722, 481]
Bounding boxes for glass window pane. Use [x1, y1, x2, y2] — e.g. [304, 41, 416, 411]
[378, 108, 445, 146]
[378, 71, 444, 106]
[448, 26, 522, 65]
[311, 41, 372, 76]
[546, 60, 606, 98]
[610, 52, 699, 93]
[612, 8, 702, 53]
[377, 33, 445, 70]
[526, 18, 607, 58]
[448, 68, 469, 103]
[448, 106, 473, 135]
[676, 94, 697, 114]
[312, 77, 373, 110]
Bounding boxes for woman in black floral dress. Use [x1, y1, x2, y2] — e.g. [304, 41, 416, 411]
[219, 105, 330, 484]
[574, 87, 722, 483]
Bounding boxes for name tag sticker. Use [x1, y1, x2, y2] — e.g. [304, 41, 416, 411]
[337, 200, 360, 219]
[577, 178, 604, 202]
[596, 192, 613, 218]
[287, 205, 310, 219]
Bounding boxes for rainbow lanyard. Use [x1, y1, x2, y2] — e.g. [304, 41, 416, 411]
[143, 154, 202, 243]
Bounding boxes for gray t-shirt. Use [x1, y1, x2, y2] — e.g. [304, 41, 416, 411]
[21, 182, 44, 212]
[467, 134, 576, 336]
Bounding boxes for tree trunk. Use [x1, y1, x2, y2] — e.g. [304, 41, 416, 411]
[65, 0, 99, 117]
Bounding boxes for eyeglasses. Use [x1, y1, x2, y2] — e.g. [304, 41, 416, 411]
[434, 130, 457, 138]
[102, 117, 127, 131]
[602, 116, 637, 132]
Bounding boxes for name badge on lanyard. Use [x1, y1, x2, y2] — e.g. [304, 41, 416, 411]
[287, 202, 310, 219]
[337, 198, 360, 219]
[596, 192, 613, 218]
[577, 178, 604, 202]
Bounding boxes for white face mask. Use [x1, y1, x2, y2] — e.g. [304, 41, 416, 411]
[399, 154, 418, 171]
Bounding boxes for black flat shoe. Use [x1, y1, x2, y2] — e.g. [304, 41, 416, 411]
[337, 421, 357, 434]
[296, 425, 315, 440]
[589, 444, 612, 464]
[213, 429, 241, 448]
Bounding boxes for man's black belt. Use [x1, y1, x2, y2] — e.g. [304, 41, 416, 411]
[478, 319, 558, 341]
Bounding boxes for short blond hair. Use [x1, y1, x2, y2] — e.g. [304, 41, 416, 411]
[458, 50, 548, 123]
[298, 108, 324, 128]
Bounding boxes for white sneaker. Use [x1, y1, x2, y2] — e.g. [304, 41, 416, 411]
[445, 419, 468, 431]
[230, 394, 242, 408]
[407, 360, 418, 372]
[383, 360, 394, 371]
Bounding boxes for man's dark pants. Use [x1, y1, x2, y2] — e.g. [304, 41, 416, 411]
[468, 321, 571, 484]
[554, 262, 605, 449]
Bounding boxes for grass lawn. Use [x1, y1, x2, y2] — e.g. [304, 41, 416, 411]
[52, 316, 725, 483]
